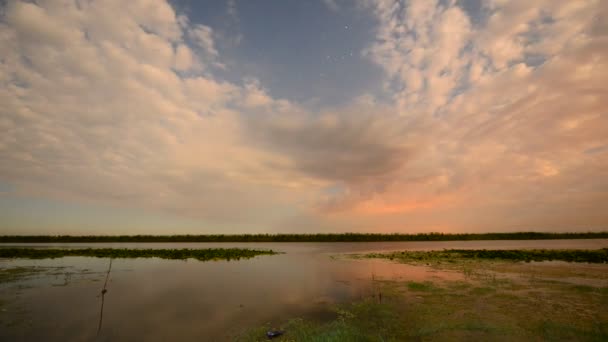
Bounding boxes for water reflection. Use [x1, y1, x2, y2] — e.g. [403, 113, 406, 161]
[0, 240, 607, 341]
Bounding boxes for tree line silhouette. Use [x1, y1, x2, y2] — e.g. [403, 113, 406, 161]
[1, 231, 606, 243]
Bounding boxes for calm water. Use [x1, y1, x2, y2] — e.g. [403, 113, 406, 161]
[1, 239, 607, 341]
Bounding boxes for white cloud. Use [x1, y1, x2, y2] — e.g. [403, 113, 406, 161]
[0, 0, 311, 227]
[363, 0, 473, 114]
[0, 0, 606, 233]
[189, 24, 219, 57]
[352, 0, 608, 231]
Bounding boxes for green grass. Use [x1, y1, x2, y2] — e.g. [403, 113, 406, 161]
[406, 281, 439, 292]
[240, 275, 608, 341]
[470, 286, 496, 295]
[0, 248, 278, 261]
[540, 321, 608, 341]
[569, 285, 603, 294]
[238, 299, 407, 342]
[365, 248, 608, 263]
[1, 231, 607, 242]
[240, 252, 608, 341]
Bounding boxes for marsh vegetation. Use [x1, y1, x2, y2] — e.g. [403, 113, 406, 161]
[242, 279, 608, 341]
[363, 248, 608, 264]
[0, 248, 278, 261]
[241, 249, 608, 341]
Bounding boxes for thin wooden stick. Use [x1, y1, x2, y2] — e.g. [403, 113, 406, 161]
[97, 258, 113, 335]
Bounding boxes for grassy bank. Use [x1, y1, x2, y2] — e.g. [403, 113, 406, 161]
[363, 248, 608, 264]
[1, 232, 607, 243]
[241, 299, 406, 341]
[241, 254, 608, 341]
[362, 248, 608, 264]
[0, 248, 277, 261]
[241, 278, 608, 341]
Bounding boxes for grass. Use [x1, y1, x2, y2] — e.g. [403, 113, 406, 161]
[238, 299, 407, 342]
[239, 249, 608, 341]
[406, 281, 440, 292]
[470, 286, 496, 295]
[364, 248, 608, 264]
[1, 231, 607, 242]
[0, 248, 278, 261]
[540, 321, 608, 341]
[240, 265, 608, 341]
[240, 281, 608, 341]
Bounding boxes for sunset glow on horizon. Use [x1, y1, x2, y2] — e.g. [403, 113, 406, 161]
[0, 0, 607, 235]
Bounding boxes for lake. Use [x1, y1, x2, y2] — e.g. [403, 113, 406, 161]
[1, 239, 607, 341]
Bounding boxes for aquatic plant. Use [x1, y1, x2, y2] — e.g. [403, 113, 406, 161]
[0, 231, 607, 243]
[0, 248, 278, 261]
[0, 266, 50, 283]
[365, 248, 608, 263]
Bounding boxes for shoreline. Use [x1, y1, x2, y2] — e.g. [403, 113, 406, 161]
[239, 251, 608, 341]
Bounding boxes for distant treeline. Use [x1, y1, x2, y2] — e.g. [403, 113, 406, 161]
[0, 232, 607, 243]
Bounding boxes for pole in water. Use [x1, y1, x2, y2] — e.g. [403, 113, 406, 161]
[97, 258, 113, 335]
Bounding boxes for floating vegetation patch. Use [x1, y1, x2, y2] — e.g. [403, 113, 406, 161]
[0, 266, 50, 284]
[0, 248, 278, 261]
[363, 249, 608, 264]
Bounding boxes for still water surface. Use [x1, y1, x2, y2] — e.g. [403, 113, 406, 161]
[1, 239, 607, 341]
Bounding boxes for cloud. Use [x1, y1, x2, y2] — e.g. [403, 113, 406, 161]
[0, 0, 606, 233]
[323, 0, 341, 12]
[227, 0, 239, 21]
[240, 100, 437, 212]
[352, 0, 608, 231]
[0, 0, 306, 227]
[188, 24, 219, 57]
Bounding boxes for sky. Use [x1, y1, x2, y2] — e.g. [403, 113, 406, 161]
[0, 0, 607, 235]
